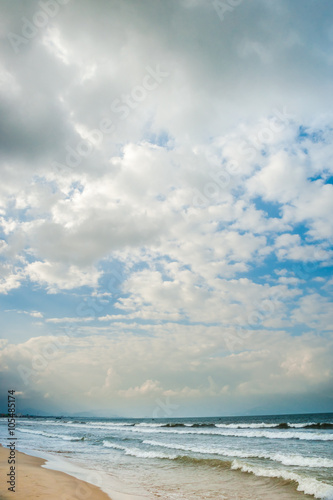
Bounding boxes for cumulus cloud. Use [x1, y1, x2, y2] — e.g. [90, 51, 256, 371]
[0, 0, 332, 415]
[25, 261, 101, 292]
[1, 329, 332, 415]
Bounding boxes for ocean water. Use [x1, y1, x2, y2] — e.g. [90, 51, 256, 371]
[1, 413, 333, 499]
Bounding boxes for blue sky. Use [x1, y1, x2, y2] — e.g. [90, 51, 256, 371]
[0, 0, 333, 417]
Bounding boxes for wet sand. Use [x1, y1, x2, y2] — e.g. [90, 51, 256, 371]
[0, 445, 111, 500]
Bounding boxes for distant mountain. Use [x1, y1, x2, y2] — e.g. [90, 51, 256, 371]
[17, 407, 53, 416]
[11, 405, 120, 418]
[67, 410, 120, 418]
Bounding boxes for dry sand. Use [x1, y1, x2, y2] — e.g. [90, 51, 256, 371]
[0, 445, 111, 500]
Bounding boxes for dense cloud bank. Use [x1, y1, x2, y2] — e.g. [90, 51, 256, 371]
[0, 0, 332, 415]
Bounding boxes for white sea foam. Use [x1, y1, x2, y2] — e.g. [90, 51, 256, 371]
[289, 422, 317, 428]
[216, 422, 333, 429]
[103, 441, 126, 450]
[216, 423, 278, 428]
[15, 419, 333, 432]
[28, 421, 132, 432]
[21, 420, 133, 430]
[103, 441, 177, 459]
[231, 460, 333, 500]
[143, 440, 333, 467]
[17, 428, 84, 441]
[126, 448, 178, 459]
[84, 422, 131, 428]
[103, 438, 333, 497]
[134, 423, 164, 427]
[270, 453, 333, 468]
[143, 440, 249, 458]
[130, 426, 333, 441]
[15, 422, 333, 443]
[287, 422, 332, 428]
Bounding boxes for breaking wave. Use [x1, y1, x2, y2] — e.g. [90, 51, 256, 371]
[231, 460, 333, 500]
[17, 428, 84, 441]
[143, 440, 333, 468]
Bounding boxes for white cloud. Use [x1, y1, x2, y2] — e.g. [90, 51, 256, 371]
[46, 316, 95, 324]
[291, 294, 333, 331]
[0, 263, 24, 294]
[0, 0, 332, 414]
[1, 328, 332, 415]
[25, 261, 101, 292]
[275, 233, 332, 262]
[4, 309, 43, 318]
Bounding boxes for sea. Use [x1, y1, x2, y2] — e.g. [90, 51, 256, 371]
[1, 413, 333, 500]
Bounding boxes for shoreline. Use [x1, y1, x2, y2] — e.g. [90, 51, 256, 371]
[0, 445, 320, 500]
[0, 422, 331, 500]
[0, 444, 150, 500]
[0, 445, 112, 500]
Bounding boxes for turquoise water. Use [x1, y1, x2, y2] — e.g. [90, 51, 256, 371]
[1, 413, 332, 499]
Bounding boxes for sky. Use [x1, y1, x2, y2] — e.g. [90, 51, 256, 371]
[0, 0, 332, 417]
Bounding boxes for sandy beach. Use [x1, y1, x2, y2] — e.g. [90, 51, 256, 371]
[0, 445, 111, 500]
